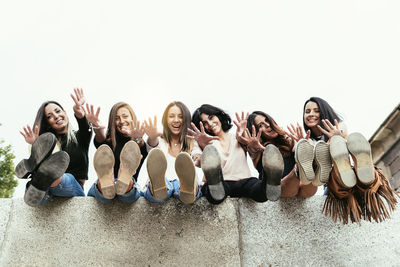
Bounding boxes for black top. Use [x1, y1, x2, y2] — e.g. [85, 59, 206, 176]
[256, 151, 295, 180]
[94, 132, 148, 181]
[57, 116, 92, 180]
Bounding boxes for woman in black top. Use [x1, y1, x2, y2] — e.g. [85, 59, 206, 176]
[244, 111, 318, 199]
[17, 88, 92, 206]
[87, 102, 159, 203]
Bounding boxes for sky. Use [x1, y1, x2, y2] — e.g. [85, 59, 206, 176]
[0, 0, 399, 198]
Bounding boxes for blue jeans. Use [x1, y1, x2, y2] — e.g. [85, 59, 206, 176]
[143, 178, 202, 203]
[87, 178, 142, 204]
[39, 173, 85, 204]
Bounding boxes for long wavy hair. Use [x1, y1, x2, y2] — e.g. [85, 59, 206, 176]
[247, 111, 293, 157]
[303, 97, 343, 141]
[161, 101, 193, 153]
[105, 102, 137, 150]
[33, 101, 77, 145]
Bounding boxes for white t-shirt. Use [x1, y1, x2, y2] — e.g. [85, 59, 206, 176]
[137, 137, 204, 191]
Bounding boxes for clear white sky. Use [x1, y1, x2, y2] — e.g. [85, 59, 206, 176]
[0, 0, 399, 198]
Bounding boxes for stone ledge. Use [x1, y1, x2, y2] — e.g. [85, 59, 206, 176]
[0, 197, 399, 267]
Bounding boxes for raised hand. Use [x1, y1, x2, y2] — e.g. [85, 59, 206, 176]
[143, 116, 162, 147]
[84, 104, 105, 130]
[244, 125, 265, 153]
[317, 119, 342, 140]
[121, 121, 145, 140]
[187, 122, 219, 150]
[20, 125, 39, 145]
[233, 111, 249, 145]
[286, 123, 311, 152]
[286, 123, 310, 143]
[71, 88, 86, 119]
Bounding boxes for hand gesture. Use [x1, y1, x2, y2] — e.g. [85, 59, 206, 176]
[84, 104, 105, 131]
[286, 123, 310, 143]
[20, 125, 39, 145]
[243, 125, 265, 153]
[71, 88, 86, 119]
[144, 116, 162, 147]
[120, 121, 145, 140]
[187, 122, 219, 150]
[317, 119, 342, 140]
[286, 123, 310, 152]
[233, 111, 249, 144]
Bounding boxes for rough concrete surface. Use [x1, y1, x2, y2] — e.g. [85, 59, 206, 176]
[0, 197, 240, 267]
[0, 196, 399, 267]
[0, 199, 12, 254]
[239, 197, 400, 267]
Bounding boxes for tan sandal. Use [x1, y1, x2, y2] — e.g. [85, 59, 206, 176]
[94, 145, 115, 199]
[116, 141, 141, 195]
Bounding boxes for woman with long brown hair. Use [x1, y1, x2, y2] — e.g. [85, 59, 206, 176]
[244, 111, 318, 199]
[87, 102, 158, 203]
[136, 101, 202, 204]
[16, 89, 91, 206]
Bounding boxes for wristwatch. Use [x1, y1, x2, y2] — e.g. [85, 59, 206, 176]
[135, 137, 143, 145]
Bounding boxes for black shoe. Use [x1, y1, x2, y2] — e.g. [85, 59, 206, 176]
[24, 151, 70, 207]
[201, 145, 225, 202]
[263, 144, 284, 201]
[15, 132, 57, 178]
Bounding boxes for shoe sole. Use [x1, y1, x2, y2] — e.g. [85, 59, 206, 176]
[329, 135, 356, 188]
[116, 141, 141, 195]
[295, 139, 314, 185]
[15, 133, 57, 178]
[93, 145, 116, 199]
[314, 141, 332, 185]
[263, 145, 284, 201]
[24, 184, 46, 207]
[175, 152, 196, 204]
[29, 151, 70, 191]
[147, 148, 168, 200]
[201, 145, 225, 201]
[347, 132, 375, 184]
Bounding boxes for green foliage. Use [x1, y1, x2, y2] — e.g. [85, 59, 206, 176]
[0, 127, 18, 198]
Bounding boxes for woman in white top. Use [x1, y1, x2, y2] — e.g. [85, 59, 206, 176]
[137, 101, 203, 204]
[190, 104, 284, 204]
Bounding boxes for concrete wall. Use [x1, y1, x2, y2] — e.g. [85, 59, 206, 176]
[0, 197, 399, 267]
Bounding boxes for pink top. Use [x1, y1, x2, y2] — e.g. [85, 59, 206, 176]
[192, 132, 251, 181]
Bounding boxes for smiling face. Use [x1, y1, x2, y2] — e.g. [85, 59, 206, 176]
[254, 114, 278, 140]
[304, 101, 321, 128]
[44, 103, 69, 134]
[200, 113, 223, 136]
[115, 107, 134, 134]
[167, 105, 183, 136]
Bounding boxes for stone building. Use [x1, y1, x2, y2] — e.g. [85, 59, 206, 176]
[369, 103, 400, 190]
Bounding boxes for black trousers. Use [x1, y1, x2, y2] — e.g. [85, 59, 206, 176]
[201, 177, 267, 204]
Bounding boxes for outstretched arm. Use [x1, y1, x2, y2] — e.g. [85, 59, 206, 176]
[84, 103, 106, 143]
[70, 88, 86, 119]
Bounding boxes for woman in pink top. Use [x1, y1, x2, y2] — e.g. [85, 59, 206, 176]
[190, 104, 284, 204]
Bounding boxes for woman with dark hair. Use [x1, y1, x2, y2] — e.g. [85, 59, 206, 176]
[86, 102, 158, 203]
[189, 104, 284, 204]
[136, 101, 202, 204]
[288, 97, 398, 224]
[244, 111, 317, 198]
[287, 96, 344, 186]
[16, 88, 91, 206]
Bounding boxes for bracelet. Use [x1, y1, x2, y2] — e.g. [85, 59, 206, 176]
[89, 122, 101, 130]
